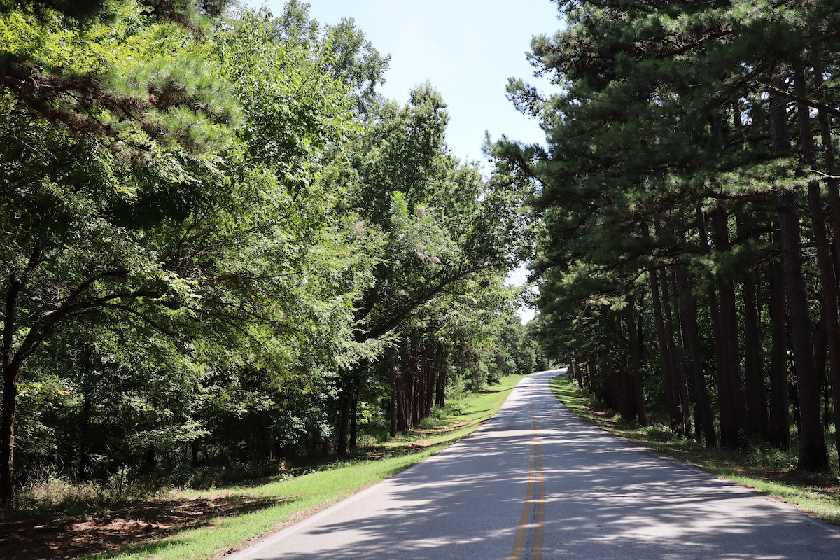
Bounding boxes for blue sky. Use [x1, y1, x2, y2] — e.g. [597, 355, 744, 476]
[244, 1, 561, 321]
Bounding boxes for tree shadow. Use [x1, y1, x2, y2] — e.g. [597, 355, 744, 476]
[0, 494, 287, 560]
[235, 371, 840, 560]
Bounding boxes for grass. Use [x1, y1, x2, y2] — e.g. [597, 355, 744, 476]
[550, 375, 840, 526]
[77, 373, 525, 560]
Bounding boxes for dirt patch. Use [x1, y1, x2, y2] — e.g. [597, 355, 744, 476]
[0, 495, 283, 560]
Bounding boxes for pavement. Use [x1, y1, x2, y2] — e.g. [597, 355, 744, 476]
[228, 369, 840, 559]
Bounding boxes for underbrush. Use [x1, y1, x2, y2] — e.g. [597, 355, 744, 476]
[11, 375, 524, 524]
[16, 469, 159, 516]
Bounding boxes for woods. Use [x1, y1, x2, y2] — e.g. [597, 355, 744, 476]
[5, 1, 840, 558]
[510, 1, 840, 472]
[0, 0, 542, 510]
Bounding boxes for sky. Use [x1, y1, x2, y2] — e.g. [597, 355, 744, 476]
[245, 1, 562, 321]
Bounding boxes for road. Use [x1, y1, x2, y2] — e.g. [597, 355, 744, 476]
[229, 370, 840, 559]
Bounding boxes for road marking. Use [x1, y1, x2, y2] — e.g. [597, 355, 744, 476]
[533, 432, 545, 560]
[510, 419, 545, 560]
[509, 437, 534, 559]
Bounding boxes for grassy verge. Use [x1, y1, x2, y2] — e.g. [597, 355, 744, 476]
[83, 374, 525, 560]
[550, 375, 840, 525]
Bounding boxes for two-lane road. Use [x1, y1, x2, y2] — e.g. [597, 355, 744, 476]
[230, 370, 840, 559]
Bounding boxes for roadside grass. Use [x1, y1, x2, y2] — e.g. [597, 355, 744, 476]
[71, 373, 525, 560]
[550, 375, 840, 526]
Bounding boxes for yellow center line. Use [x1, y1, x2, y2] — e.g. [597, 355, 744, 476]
[532, 435, 545, 560]
[509, 427, 534, 560]
[510, 419, 545, 560]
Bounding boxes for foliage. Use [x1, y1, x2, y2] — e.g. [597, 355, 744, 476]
[509, 0, 840, 473]
[0, 0, 538, 511]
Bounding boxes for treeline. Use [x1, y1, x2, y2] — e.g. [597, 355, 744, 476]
[0, 0, 541, 508]
[502, 1, 840, 471]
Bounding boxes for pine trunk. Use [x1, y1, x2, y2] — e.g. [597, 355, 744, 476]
[795, 58, 840, 464]
[649, 268, 679, 430]
[778, 188, 829, 470]
[626, 295, 647, 425]
[665, 270, 690, 434]
[767, 258, 791, 450]
[675, 264, 716, 447]
[736, 209, 769, 440]
[711, 203, 745, 447]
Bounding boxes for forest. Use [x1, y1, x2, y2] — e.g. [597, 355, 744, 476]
[517, 0, 840, 474]
[6, 0, 840, 555]
[0, 0, 543, 512]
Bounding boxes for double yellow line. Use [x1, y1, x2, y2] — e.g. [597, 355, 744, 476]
[510, 419, 545, 560]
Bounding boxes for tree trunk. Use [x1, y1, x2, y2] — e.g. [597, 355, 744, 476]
[434, 348, 447, 408]
[78, 348, 94, 481]
[0, 362, 19, 509]
[778, 188, 829, 470]
[767, 87, 792, 451]
[398, 369, 411, 433]
[649, 267, 679, 430]
[711, 203, 745, 447]
[814, 55, 840, 295]
[767, 257, 791, 450]
[389, 355, 398, 437]
[625, 295, 647, 425]
[736, 209, 769, 440]
[814, 315, 828, 427]
[423, 345, 436, 418]
[335, 385, 349, 457]
[634, 304, 648, 426]
[664, 270, 690, 434]
[804, 57, 840, 463]
[584, 359, 592, 392]
[675, 264, 716, 447]
[698, 206, 729, 446]
[349, 381, 359, 452]
[1, 275, 22, 509]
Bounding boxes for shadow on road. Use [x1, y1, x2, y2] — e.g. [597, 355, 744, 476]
[249, 371, 840, 559]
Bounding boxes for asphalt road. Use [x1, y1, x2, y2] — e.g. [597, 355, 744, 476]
[229, 370, 840, 559]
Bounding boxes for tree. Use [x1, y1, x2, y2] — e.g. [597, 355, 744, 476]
[1, 0, 538, 509]
[0, 0, 375, 506]
[506, 0, 840, 471]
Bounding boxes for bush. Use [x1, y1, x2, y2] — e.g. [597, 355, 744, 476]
[638, 424, 677, 442]
[17, 467, 159, 515]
